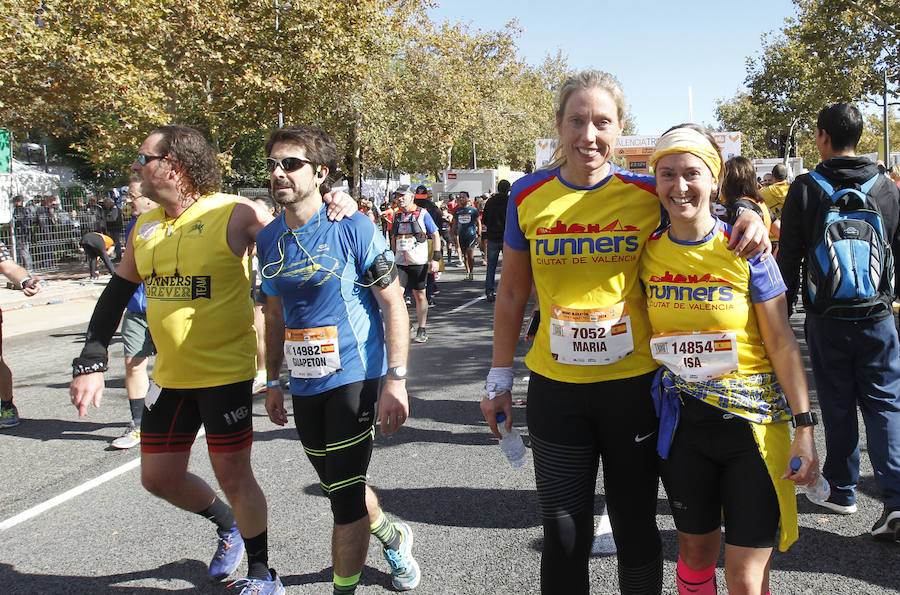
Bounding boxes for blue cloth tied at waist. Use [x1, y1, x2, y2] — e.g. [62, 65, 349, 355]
[651, 367, 680, 459]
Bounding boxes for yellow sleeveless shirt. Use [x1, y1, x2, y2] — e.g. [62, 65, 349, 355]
[133, 193, 256, 388]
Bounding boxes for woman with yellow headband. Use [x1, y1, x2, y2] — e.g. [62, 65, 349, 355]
[479, 71, 770, 595]
[641, 123, 820, 595]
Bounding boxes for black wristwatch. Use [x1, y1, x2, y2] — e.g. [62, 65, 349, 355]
[791, 411, 818, 427]
[386, 366, 407, 380]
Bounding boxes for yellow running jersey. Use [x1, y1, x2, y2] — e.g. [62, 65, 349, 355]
[505, 165, 661, 383]
[640, 218, 785, 379]
[132, 193, 256, 389]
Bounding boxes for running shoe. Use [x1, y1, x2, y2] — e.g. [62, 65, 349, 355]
[111, 424, 141, 449]
[464, 273, 473, 281]
[872, 506, 900, 542]
[0, 404, 20, 429]
[806, 492, 858, 515]
[427, 297, 436, 306]
[209, 523, 245, 581]
[251, 375, 267, 395]
[485, 291, 495, 303]
[382, 522, 420, 591]
[229, 569, 285, 595]
[414, 328, 428, 344]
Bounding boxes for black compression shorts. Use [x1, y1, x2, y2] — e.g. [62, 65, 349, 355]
[140, 379, 254, 454]
[660, 394, 779, 549]
[397, 264, 428, 291]
[292, 378, 378, 524]
[458, 233, 478, 251]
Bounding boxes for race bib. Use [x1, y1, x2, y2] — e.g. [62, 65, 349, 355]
[549, 302, 634, 365]
[457, 214, 472, 224]
[285, 326, 341, 379]
[396, 236, 417, 252]
[650, 331, 738, 382]
[145, 381, 162, 411]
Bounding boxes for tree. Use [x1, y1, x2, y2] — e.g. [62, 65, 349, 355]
[715, 0, 899, 165]
[0, 0, 568, 192]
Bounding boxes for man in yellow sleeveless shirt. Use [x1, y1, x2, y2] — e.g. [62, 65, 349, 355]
[69, 125, 355, 595]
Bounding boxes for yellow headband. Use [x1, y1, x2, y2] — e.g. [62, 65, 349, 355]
[649, 127, 721, 181]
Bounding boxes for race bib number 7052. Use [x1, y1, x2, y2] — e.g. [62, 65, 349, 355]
[549, 302, 634, 365]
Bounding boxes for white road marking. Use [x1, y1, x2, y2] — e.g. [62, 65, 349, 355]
[0, 427, 206, 531]
[450, 295, 486, 313]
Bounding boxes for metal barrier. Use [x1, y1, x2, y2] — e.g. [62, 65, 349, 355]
[9, 189, 269, 273]
[236, 188, 270, 200]
[6, 206, 134, 274]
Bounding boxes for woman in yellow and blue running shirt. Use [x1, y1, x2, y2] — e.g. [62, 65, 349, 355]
[641, 124, 820, 595]
[479, 71, 770, 595]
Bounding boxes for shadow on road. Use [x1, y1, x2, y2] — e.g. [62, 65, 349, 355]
[0, 560, 216, 594]
[0, 417, 122, 443]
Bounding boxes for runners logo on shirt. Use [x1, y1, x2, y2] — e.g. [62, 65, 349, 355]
[645, 271, 734, 308]
[536, 219, 639, 235]
[145, 275, 211, 300]
[534, 219, 640, 263]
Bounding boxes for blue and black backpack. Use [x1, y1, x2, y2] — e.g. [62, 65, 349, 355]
[806, 171, 894, 320]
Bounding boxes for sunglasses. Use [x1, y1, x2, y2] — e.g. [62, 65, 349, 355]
[266, 157, 314, 173]
[136, 153, 167, 165]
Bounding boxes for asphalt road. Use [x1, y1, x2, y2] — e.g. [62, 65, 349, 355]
[0, 263, 897, 594]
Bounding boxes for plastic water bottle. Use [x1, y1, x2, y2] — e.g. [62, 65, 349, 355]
[496, 412, 526, 468]
[790, 457, 830, 501]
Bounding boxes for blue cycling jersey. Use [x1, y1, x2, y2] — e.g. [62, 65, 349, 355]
[257, 206, 393, 396]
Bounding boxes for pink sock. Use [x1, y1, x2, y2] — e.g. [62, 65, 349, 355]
[676, 557, 716, 595]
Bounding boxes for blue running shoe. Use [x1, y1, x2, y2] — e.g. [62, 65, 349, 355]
[229, 569, 285, 595]
[209, 523, 245, 581]
[0, 404, 20, 429]
[382, 522, 420, 591]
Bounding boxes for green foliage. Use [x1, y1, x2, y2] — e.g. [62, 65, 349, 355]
[0, 0, 567, 189]
[715, 0, 899, 164]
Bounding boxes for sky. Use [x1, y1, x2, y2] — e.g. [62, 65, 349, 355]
[428, 0, 798, 136]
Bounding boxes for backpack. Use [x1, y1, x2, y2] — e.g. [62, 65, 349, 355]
[806, 171, 894, 320]
[393, 208, 426, 242]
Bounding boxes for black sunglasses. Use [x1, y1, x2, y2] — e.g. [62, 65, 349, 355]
[136, 153, 167, 165]
[266, 157, 314, 173]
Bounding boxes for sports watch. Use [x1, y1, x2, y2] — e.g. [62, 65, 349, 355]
[386, 366, 407, 380]
[791, 411, 818, 427]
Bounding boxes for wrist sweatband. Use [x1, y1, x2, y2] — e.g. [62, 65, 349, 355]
[485, 366, 514, 399]
[72, 274, 140, 377]
[20, 278, 33, 290]
[432, 250, 441, 261]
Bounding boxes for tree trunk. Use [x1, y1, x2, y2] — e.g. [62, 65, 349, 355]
[350, 121, 362, 199]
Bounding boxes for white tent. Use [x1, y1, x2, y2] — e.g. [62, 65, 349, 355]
[0, 158, 61, 223]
